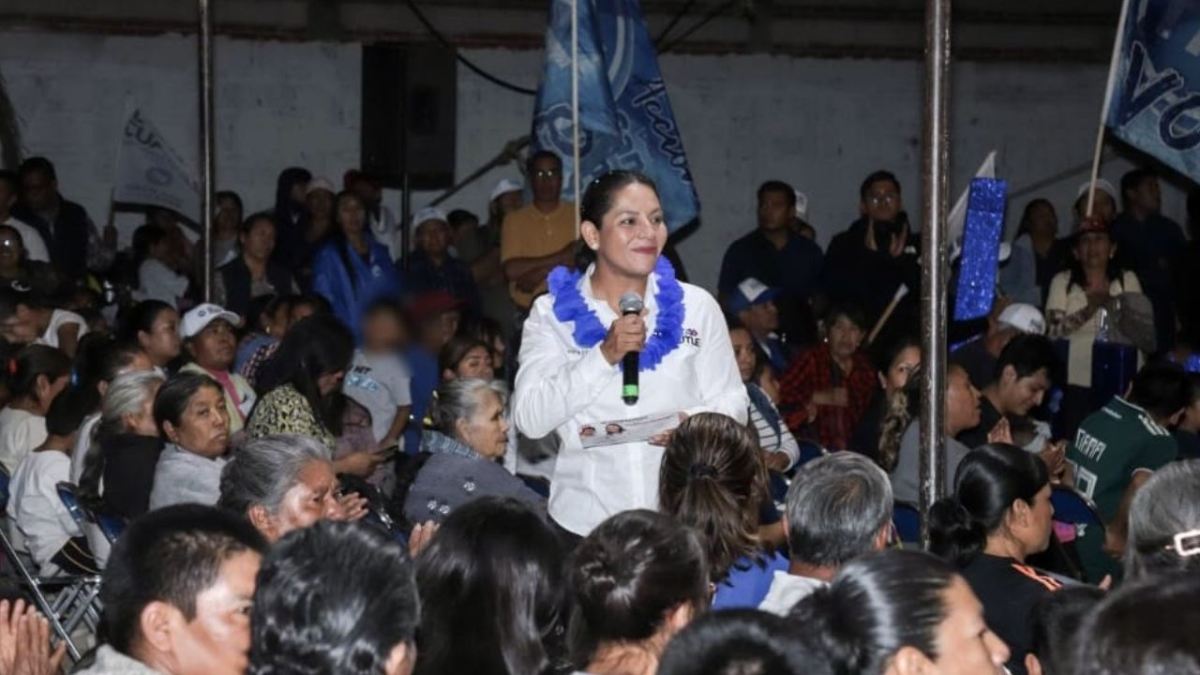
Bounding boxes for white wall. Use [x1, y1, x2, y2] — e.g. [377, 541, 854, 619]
[0, 31, 1188, 291]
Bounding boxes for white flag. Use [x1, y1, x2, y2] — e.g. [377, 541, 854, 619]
[114, 108, 200, 221]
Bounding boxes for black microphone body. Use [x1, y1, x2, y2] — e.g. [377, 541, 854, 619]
[618, 292, 644, 405]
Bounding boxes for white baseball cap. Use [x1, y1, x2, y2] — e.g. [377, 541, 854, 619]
[305, 177, 336, 196]
[180, 303, 242, 339]
[490, 178, 523, 202]
[794, 190, 808, 220]
[413, 207, 448, 229]
[997, 303, 1046, 335]
[729, 277, 780, 314]
[1076, 178, 1118, 203]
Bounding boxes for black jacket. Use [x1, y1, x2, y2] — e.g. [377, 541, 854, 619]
[218, 256, 296, 318]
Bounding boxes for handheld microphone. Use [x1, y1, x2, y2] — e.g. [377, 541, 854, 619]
[618, 292, 644, 405]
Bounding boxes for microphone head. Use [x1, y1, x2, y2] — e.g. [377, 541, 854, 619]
[619, 292, 644, 315]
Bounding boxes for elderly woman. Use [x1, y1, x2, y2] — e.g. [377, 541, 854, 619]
[395, 378, 544, 525]
[217, 435, 366, 542]
[1125, 459, 1200, 581]
[147, 373, 231, 509]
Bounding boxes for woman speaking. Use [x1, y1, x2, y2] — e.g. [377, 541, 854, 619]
[513, 170, 747, 537]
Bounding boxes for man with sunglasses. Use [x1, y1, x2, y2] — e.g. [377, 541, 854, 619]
[500, 150, 578, 313]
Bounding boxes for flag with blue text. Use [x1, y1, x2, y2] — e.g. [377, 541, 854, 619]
[1105, 0, 1200, 182]
[532, 0, 700, 231]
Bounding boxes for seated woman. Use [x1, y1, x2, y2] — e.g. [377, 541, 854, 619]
[148, 373, 232, 509]
[233, 295, 291, 376]
[68, 336, 154, 482]
[213, 213, 297, 319]
[248, 521, 419, 675]
[790, 549, 1010, 675]
[78, 370, 166, 520]
[928, 444, 1058, 675]
[881, 363, 983, 504]
[395, 378, 543, 525]
[415, 496, 569, 675]
[438, 335, 495, 382]
[851, 332, 921, 461]
[0, 288, 88, 357]
[219, 434, 366, 542]
[730, 325, 799, 473]
[178, 303, 256, 437]
[6, 386, 99, 575]
[659, 413, 785, 610]
[570, 510, 709, 675]
[1124, 459, 1200, 581]
[0, 225, 60, 297]
[247, 314, 386, 478]
[133, 223, 191, 310]
[779, 303, 877, 450]
[117, 300, 182, 374]
[0, 344, 71, 473]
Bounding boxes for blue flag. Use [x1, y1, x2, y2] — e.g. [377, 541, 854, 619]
[1106, 0, 1200, 182]
[533, 0, 700, 232]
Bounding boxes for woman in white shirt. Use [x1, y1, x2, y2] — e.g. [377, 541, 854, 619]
[0, 345, 71, 474]
[0, 289, 87, 357]
[513, 170, 747, 536]
[134, 223, 190, 309]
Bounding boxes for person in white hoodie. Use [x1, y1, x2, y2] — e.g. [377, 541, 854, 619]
[758, 452, 894, 616]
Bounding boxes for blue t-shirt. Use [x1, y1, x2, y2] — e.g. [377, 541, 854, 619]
[712, 551, 789, 610]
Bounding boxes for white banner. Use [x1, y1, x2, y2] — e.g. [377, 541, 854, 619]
[113, 108, 200, 221]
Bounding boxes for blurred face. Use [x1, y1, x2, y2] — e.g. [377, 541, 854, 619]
[928, 577, 1010, 674]
[757, 190, 793, 232]
[140, 308, 182, 367]
[1027, 202, 1058, 239]
[739, 301, 779, 337]
[264, 460, 341, 542]
[999, 367, 1050, 416]
[497, 190, 523, 216]
[169, 550, 261, 675]
[351, 178, 381, 205]
[828, 315, 865, 360]
[453, 346, 495, 380]
[730, 328, 756, 383]
[0, 228, 24, 269]
[288, 180, 308, 206]
[363, 311, 407, 353]
[289, 302, 317, 326]
[306, 189, 334, 221]
[880, 345, 921, 395]
[418, 219, 451, 258]
[337, 195, 367, 238]
[945, 367, 982, 434]
[20, 169, 56, 212]
[1075, 191, 1116, 224]
[582, 182, 668, 280]
[1129, 177, 1162, 214]
[1015, 484, 1054, 556]
[0, 305, 39, 344]
[457, 389, 509, 459]
[124, 382, 162, 437]
[861, 179, 902, 223]
[240, 218, 276, 261]
[1074, 231, 1114, 271]
[530, 157, 563, 204]
[166, 385, 230, 457]
[187, 320, 237, 372]
[215, 197, 241, 235]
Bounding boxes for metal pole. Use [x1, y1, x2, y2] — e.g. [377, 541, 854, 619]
[919, 0, 951, 545]
[198, 0, 215, 301]
[571, 0, 581, 238]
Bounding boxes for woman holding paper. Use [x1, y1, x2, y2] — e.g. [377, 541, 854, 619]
[512, 171, 747, 537]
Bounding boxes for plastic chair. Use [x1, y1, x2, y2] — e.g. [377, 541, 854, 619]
[892, 501, 922, 544]
[795, 441, 826, 469]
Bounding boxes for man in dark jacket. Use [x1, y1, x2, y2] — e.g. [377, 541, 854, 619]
[12, 156, 115, 279]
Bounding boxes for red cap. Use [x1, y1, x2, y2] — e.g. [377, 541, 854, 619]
[408, 290, 463, 322]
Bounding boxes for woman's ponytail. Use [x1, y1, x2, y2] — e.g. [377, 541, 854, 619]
[927, 496, 987, 567]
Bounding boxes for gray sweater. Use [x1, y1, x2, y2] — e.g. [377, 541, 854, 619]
[889, 422, 973, 504]
[148, 443, 227, 510]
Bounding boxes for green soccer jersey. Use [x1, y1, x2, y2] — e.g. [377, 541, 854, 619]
[1068, 396, 1177, 522]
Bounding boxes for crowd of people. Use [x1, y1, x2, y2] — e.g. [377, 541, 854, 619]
[0, 149, 1198, 675]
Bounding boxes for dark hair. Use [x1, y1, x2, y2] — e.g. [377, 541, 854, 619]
[438, 335, 490, 376]
[246, 294, 288, 335]
[17, 156, 56, 183]
[248, 521, 419, 675]
[73, 335, 143, 396]
[118, 300, 176, 345]
[131, 224, 168, 269]
[1128, 361, 1190, 420]
[216, 190, 243, 215]
[993, 333, 1057, 384]
[869, 331, 920, 375]
[789, 550, 958, 673]
[928, 444, 1050, 567]
[859, 170, 901, 201]
[239, 211, 276, 237]
[0, 169, 18, 193]
[44, 385, 97, 436]
[756, 181, 796, 208]
[1120, 168, 1156, 208]
[570, 510, 708, 653]
[100, 503, 267, 654]
[414, 496, 568, 675]
[1072, 573, 1200, 675]
[658, 609, 832, 675]
[1016, 198, 1057, 238]
[1066, 230, 1123, 289]
[290, 293, 332, 318]
[255, 315, 354, 433]
[580, 170, 659, 228]
[659, 413, 766, 583]
[447, 209, 479, 229]
[526, 149, 563, 174]
[5, 344, 71, 400]
[153, 373, 222, 434]
[1029, 586, 1104, 675]
[826, 301, 867, 333]
[273, 167, 312, 214]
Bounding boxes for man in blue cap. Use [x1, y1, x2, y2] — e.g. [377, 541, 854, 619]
[729, 276, 791, 374]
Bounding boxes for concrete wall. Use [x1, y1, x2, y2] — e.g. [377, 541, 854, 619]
[0, 30, 1188, 291]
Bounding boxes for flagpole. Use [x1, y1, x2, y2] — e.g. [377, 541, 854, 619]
[1086, 0, 1132, 217]
[919, 0, 951, 545]
[571, 0, 582, 239]
[198, 0, 216, 301]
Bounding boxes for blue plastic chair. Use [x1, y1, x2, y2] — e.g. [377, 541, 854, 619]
[1050, 485, 1103, 528]
[892, 501, 922, 544]
[796, 441, 826, 468]
[56, 482, 126, 545]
